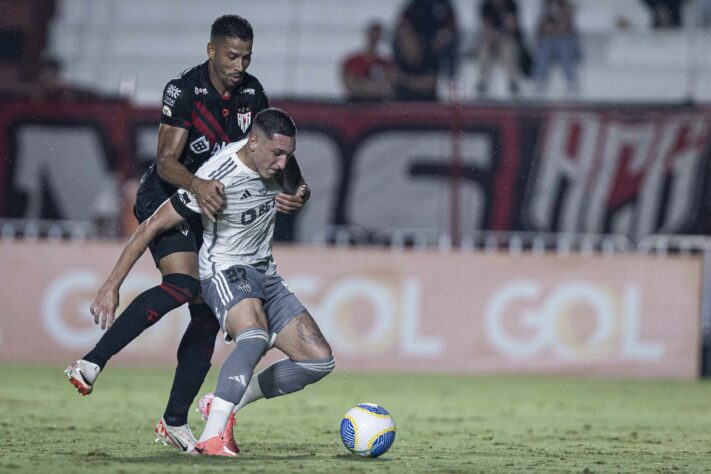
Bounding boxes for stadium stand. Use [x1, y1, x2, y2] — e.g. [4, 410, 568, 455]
[44, 0, 711, 103]
[0, 0, 55, 89]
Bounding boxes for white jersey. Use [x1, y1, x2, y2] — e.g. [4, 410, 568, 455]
[171, 139, 283, 279]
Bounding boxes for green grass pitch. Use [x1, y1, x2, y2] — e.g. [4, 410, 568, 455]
[1, 364, 710, 473]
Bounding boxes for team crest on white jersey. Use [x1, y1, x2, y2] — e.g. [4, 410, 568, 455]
[237, 111, 252, 133]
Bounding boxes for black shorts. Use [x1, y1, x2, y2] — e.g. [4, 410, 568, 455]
[134, 187, 203, 267]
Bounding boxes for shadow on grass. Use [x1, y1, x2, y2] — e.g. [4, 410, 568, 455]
[67, 450, 320, 465]
[333, 454, 393, 463]
[58, 450, 393, 465]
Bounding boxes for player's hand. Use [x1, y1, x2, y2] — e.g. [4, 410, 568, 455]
[276, 184, 310, 214]
[90, 282, 120, 330]
[191, 177, 225, 222]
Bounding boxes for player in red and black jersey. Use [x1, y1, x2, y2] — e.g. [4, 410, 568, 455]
[144, 55, 269, 203]
[65, 15, 310, 451]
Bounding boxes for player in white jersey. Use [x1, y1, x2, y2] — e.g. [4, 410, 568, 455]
[89, 108, 334, 456]
[172, 137, 280, 279]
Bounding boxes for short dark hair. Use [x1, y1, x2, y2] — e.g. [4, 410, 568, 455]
[211, 15, 253, 42]
[253, 108, 297, 138]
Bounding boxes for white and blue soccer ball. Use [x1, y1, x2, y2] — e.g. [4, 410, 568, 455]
[340, 403, 396, 458]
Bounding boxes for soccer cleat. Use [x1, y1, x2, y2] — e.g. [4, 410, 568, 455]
[196, 393, 239, 454]
[223, 413, 240, 454]
[64, 359, 100, 396]
[197, 392, 215, 420]
[193, 415, 239, 457]
[154, 418, 197, 452]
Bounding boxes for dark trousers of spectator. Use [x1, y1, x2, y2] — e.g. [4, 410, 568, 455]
[532, 35, 579, 93]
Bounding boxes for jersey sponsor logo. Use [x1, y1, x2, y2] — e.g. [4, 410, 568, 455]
[212, 141, 227, 155]
[240, 190, 252, 200]
[240, 87, 255, 95]
[194, 86, 208, 95]
[162, 105, 172, 117]
[237, 111, 251, 133]
[166, 84, 182, 99]
[163, 95, 175, 106]
[240, 199, 275, 225]
[190, 135, 210, 154]
[237, 283, 252, 293]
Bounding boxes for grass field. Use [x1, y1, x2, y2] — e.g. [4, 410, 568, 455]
[1, 365, 710, 473]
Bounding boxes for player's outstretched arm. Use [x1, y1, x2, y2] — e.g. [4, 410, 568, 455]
[156, 123, 225, 222]
[90, 200, 185, 329]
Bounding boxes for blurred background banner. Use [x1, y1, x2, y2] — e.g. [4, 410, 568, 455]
[0, 241, 701, 378]
[2, 100, 710, 245]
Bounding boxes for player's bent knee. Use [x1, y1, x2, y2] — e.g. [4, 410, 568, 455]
[295, 355, 335, 387]
[309, 344, 333, 362]
[161, 273, 201, 303]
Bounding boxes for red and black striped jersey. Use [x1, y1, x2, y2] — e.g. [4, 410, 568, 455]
[139, 61, 269, 199]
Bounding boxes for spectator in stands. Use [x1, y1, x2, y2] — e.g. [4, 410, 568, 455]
[641, 0, 687, 28]
[475, 0, 522, 97]
[392, 0, 459, 101]
[341, 22, 394, 102]
[392, 17, 438, 100]
[400, 0, 459, 78]
[696, 0, 711, 27]
[532, 0, 580, 95]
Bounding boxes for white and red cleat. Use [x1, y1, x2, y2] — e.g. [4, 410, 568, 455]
[154, 418, 197, 452]
[197, 392, 215, 420]
[64, 360, 100, 396]
[193, 416, 239, 457]
[195, 395, 240, 455]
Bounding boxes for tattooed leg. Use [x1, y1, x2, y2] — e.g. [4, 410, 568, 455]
[273, 311, 332, 361]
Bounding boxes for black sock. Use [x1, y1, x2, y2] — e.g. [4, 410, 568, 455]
[83, 273, 200, 370]
[162, 302, 220, 426]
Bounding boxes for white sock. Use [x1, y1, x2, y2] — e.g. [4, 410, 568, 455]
[199, 396, 235, 442]
[234, 377, 264, 413]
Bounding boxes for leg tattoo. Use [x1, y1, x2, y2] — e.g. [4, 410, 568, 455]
[295, 312, 328, 347]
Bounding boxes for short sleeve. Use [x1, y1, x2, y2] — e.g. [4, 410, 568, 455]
[160, 79, 192, 129]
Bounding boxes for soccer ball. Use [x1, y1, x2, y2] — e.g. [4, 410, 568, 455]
[340, 403, 396, 458]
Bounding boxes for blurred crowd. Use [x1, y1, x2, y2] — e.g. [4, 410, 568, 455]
[341, 0, 711, 102]
[2, 0, 710, 104]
